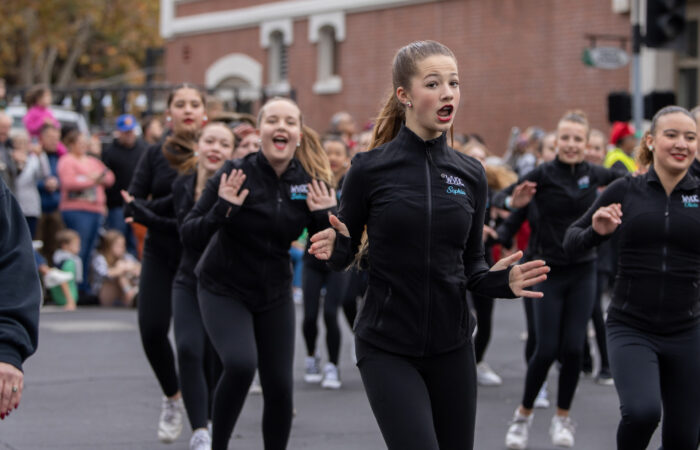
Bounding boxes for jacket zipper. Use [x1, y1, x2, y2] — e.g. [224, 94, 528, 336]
[657, 196, 670, 320]
[422, 147, 433, 356]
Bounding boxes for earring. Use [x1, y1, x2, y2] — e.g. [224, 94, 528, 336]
[297, 141, 301, 148]
[258, 138, 262, 144]
[194, 152, 199, 156]
[406, 101, 413, 108]
[203, 115, 208, 122]
[649, 145, 654, 151]
[166, 117, 172, 122]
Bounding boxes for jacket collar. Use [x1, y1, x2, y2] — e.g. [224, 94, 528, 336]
[553, 156, 587, 173]
[395, 123, 448, 152]
[255, 149, 301, 180]
[646, 164, 700, 192]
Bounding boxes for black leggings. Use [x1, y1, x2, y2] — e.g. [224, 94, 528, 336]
[198, 286, 295, 450]
[521, 262, 595, 410]
[356, 338, 477, 450]
[523, 297, 536, 364]
[172, 277, 221, 430]
[468, 292, 494, 363]
[607, 318, 700, 450]
[302, 265, 348, 364]
[138, 245, 179, 397]
[583, 271, 611, 372]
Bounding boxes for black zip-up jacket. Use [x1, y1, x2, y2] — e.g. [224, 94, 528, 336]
[181, 151, 334, 310]
[127, 143, 181, 259]
[328, 125, 515, 357]
[689, 158, 700, 179]
[492, 158, 624, 266]
[564, 167, 700, 334]
[172, 172, 199, 288]
[0, 177, 41, 370]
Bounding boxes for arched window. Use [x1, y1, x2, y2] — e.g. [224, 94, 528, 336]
[268, 30, 288, 86]
[309, 12, 345, 95]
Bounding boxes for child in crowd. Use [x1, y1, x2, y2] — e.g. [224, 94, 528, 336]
[50, 229, 82, 310]
[91, 230, 140, 307]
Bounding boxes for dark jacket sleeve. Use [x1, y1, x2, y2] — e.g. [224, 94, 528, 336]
[327, 156, 369, 271]
[492, 165, 542, 209]
[595, 164, 628, 185]
[0, 178, 41, 371]
[463, 168, 515, 298]
[128, 144, 155, 199]
[563, 177, 629, 256]
[181, 162, 240, 250]
[128, 197, 178, 234]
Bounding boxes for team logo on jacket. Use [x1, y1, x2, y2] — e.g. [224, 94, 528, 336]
[290, 184, 308, 200]
[441, 173, 465, 187]
[577, 176, 590, 189]
[682, 194, 699, 208]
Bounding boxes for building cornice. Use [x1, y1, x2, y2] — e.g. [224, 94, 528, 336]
[161, 0, 441, 39]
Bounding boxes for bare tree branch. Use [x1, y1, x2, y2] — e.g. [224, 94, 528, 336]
[55, 16, 94, 88]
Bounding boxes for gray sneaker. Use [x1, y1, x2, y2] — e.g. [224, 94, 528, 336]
[321, 363, 342, 389]
[304, 356, 322, 383]
[158, 396, 184, 443]
[505, 408, 533, 449]
[189, 428, 211, 450]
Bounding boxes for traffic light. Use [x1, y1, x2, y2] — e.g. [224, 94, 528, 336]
[645, 0, 686, 49]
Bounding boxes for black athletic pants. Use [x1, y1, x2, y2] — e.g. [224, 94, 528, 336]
[523, 297, 536, 364]
[138, 243, 180, 398]
[521, 261, 595, 410]
[198, 285, 295, 450]
[341, 268, 367, 328]
[583, 271, 611, 372]
[607, 318, 700, 450]
[302, 265, 348, 364]
[356, 338, 477, 450]
[172, 276, 221, 430]
[468, 292, 494, 363]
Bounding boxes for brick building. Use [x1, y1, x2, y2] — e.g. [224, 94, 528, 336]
[160, 0, 697, 153]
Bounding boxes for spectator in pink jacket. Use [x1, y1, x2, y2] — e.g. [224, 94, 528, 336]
[57, 128, 114, 294]
[23, 85, 67, 156]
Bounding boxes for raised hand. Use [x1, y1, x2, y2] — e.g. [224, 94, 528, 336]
[306, 179, 337, 211]
[510, 180, 537, 208]
[218, 169, 249, 206]
[483, 224, 498, 243]
[490, 250, 549, 298]
[120, 189, 134, 204]
[592, 203, 623, 236]
[308, 214, 349, 260]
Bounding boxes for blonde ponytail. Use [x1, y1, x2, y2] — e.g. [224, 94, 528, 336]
[297, 125, 334, 188]
[636, 130, 653, 168]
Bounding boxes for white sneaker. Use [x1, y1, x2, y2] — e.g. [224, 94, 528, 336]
[550, 415, 575, 448]
[189, 428, 211, 450]
[476, 361, 503, 386]
[534, 382, 550, 409]
[321, 363, 342, 389]
[293, 287, 303, 305]
[158, 396, 184, 443]
[304, 356, 322, 383]
[43, 268, 74, 288]
[505, 408, 532, 449]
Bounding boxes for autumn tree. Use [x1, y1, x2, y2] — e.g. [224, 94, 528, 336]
[0, 0, 162, 88]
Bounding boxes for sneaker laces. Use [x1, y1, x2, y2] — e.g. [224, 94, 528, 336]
[555, 416, 576, 433]
[162, 399, 178, 423]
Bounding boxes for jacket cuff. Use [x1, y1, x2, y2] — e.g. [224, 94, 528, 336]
[211, 198, 240, 223]
[328, 233, 352, 271]
[0, 346, 23, 372]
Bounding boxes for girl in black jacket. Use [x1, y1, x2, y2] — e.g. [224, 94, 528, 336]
[125, 84, 206, 444]
[309, 40, 548, 450]
[564, 106, 700, 450]
[500, 111, 625, 450]
[181, 97, 336, 450]
[170, 122, 234, 450]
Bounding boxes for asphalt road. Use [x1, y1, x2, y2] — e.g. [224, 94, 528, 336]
[0, 300, 661, 449]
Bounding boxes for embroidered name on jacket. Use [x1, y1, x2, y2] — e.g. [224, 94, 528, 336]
[290, 184, 308, 200]
[441, 173, 465, 187]
[682, 194, 699, 208]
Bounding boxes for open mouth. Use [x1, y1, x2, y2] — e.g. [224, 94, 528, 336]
[272, 135, 289, 150]
[206, 155, 221, 164]
[437, 105, 453, 122]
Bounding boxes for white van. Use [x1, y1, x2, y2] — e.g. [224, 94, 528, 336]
[5, 105, 89, 136]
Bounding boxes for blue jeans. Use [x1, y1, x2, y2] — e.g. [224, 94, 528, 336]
[289, 246, 304, 288]
[62, 210, 103, 293]
[105, 207, 137, 257]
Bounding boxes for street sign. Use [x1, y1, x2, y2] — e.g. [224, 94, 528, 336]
[582, 47, 630, 69]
